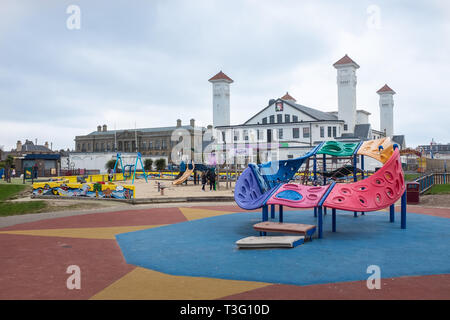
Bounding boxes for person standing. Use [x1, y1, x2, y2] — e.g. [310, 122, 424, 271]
[208, 169, 216, 191]
[201, 171, 207, 191]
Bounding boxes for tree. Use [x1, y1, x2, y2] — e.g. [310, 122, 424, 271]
[105, 159, 116, 171]
[144, 159, 153, 171]
[155, 158, 166, 172]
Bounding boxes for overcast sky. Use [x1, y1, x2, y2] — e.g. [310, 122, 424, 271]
[1, 0, 449, 151]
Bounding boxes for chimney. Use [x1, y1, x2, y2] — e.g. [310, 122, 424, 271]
[177, 119, 182, 127]
[44, 141, 49, 149]
[16, 140, 22, 152]
[102, 124, 107, 132]
[190, 119, 195, 128]
[97, 125, 102, 132]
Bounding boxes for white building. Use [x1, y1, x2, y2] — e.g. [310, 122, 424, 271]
[210, 55, 405, 169]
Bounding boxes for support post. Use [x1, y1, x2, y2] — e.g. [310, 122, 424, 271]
[314, 207, 317, 218]
[361, 155, 365, 215]
[270, 204, 275, 219]
[313, 155, 317, 183]
[279, 205, 283, 223]
[322, 154, 327, 185]
[318, 206, 323, 239]
[332, 208, 336, 232]
[353, 154, 358, 218]
[389, 204, 395, 222]
[401, 191, 407, 229]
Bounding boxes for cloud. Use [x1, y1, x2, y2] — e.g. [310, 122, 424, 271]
[0, 0, 448, 150]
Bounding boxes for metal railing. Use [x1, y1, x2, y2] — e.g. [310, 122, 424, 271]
[415, 172, 449, 194]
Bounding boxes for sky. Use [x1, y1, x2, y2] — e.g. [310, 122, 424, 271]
[0, 0, 449, 151]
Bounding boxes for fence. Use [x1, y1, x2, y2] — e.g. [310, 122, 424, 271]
[415, 172, 449, 194]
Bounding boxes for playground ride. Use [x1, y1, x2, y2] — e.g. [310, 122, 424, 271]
[113, 153, 148, 184]
[173, 162, 195, 185]
[234, 137, 407, 247]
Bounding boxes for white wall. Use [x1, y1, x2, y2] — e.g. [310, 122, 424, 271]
[379, 93, 394, 138]
[336, 66, 357, 133]
[212, 82, 231, 127]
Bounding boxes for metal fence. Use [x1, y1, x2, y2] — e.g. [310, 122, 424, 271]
[415, 172, 449, 194]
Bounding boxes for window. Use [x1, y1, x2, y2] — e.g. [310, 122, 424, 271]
[320, 126, 324, 138]
[344, 124, 348, 131]
[285, 114, 290, 123]
[328, 127, 332, 137]
[269, 115, 275, 124]
[293, 128, 300, 139]
[277, 114, 283, 123]
[149, 141, 153, 150]
[333, 126, 337, 137]
[303, 127, 310, 138]
[243, 130, 249, 141]
[162, 140, 167, 149]
[287, 155, 294, 159]
[234, 131, 240, 141]
[257, 130, 262, 140]
[262, 117, 267, 124]
[293, 115, 298, 123]
[101, 143, 105, 151]
[278, 128, 283, 139]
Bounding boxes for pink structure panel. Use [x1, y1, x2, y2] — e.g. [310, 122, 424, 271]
[323, 148, 405, 212]
[266, 183, 331, 208]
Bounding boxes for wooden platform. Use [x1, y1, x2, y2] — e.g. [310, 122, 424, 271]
[253, 222, 316, 239]
[236, 236, 304, 248]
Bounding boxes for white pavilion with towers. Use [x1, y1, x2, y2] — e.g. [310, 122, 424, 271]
[208, 54, 405, 167]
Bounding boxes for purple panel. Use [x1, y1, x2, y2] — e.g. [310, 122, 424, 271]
[234, 167, 277, 210]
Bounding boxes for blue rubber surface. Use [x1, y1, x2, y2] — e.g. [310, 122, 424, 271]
[116, 210, 450, 286]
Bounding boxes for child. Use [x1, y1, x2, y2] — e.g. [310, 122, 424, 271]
[201, 171, 207, 191]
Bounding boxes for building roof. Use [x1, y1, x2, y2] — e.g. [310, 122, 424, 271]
[333, 54, 360, 69]
[208, 71, 234, 83]
[392, 135, 405, 147]
[243, 98, 340, 125]
[280, 92, 296, 102]
[377, 84, 396, 94]
[284, 100, 339, 121]
[21, 140, 52, 152]
[339, 124, 371, 140]
[85, 125, 203, 136]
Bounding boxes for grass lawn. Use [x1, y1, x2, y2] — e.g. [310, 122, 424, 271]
[0, 184, 47, 216]
[424, 184, 450, 195]
[404, 173, 421, 182]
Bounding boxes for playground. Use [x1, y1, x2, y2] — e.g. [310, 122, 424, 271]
[0, 137, 449, 300]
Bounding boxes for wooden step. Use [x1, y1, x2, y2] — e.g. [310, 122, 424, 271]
[236, 236, 304, 249]
[253, 222, 316, 238]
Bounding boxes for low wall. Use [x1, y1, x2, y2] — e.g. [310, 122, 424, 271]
[32, 181, 135, 199]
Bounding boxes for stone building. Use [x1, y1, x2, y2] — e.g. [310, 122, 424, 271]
[74, 119, 206, 163]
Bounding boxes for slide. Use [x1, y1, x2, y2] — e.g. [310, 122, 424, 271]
[172, 163, 195, 185]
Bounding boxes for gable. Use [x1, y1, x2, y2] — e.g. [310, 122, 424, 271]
[244, 99, 317, 125]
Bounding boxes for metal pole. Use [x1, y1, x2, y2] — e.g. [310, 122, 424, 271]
[332, 208, 336, 232]
[389, 204, 395, 222]
[279, 205, 283, 223]
[353, 154, 358, 218]
[318, 206, 323, 239]
[401, 191, 407, 229]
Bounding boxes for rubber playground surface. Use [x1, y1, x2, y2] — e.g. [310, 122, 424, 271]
[0, 203, 449, 300]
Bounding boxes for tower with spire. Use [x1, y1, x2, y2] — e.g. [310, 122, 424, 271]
[209, 71, 233, 128]
[333, 54, 360, 134]
[377, 84, 396, 138]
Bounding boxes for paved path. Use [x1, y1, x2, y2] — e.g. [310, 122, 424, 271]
[0, 203, 448, 300]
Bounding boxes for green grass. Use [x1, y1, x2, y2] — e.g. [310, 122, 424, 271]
[0, 184, 27, 201]
[424, 184, 450, 195]
[0, 201, 47, 217]
[404, 173, 421, 182]
[0, 184, 47, 216]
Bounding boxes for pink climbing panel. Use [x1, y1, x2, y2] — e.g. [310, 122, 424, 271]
[323, 148, 405, 212]
[266, 183, 331, 208]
